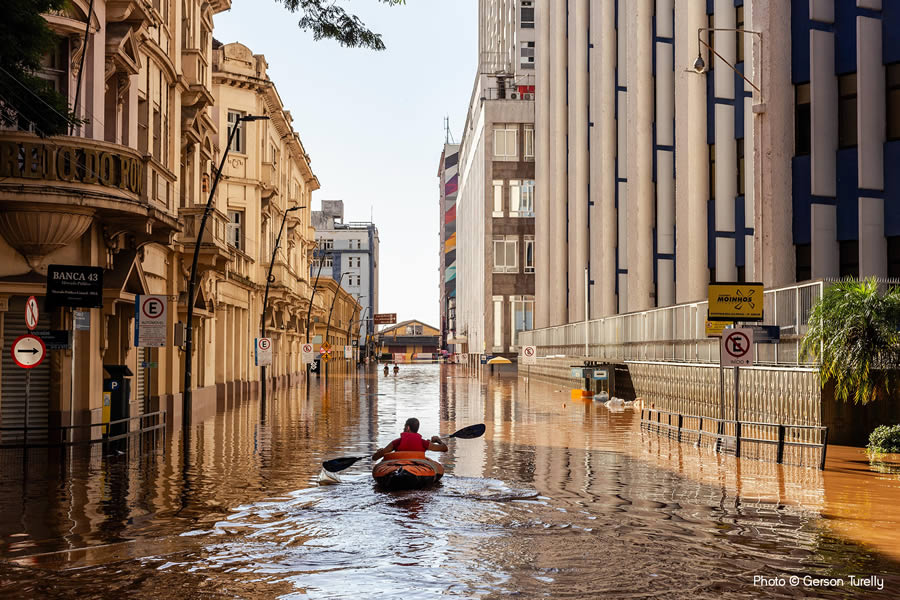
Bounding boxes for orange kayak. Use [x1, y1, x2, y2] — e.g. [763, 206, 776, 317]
[372, 451, 444, 490]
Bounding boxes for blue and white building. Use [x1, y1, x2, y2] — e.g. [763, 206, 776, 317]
[533, 0, 900, 328]
[311, 200, 380, 343]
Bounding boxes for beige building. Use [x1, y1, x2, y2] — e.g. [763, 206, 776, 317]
[0, 3, 321, 444]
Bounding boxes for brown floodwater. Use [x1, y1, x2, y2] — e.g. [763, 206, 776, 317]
[1, 364, 899, 599]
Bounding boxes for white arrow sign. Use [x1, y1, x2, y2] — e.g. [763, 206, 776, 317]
[12, 334, 46, 369]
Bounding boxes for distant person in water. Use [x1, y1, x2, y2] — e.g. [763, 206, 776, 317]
[383, 363, 389, 375]
[393, 363, 400, 373]
[372, 418, 447, 460]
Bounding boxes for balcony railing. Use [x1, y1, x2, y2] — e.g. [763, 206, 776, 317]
[179, 206, 231, 268]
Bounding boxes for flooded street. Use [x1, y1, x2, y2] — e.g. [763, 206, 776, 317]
[1, 364, 899, 599]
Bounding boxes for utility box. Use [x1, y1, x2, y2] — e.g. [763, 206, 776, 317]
[103, 365, 133, 438]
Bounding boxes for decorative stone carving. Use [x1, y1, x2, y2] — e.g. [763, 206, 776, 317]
[0, 205, 94, 272]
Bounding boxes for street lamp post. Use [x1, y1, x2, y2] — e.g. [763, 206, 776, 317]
[346, 296, 365, 368]
[183, 113, 268, 430]
[355, 306, 370, 365]
[323, 272, 350, 376]
[260, 204, 305, 404]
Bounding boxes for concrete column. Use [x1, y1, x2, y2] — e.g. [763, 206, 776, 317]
[589, 0, 617, 317]
[567, 0, 589, 321]
[626, 0, 655, 311]
[549, 0, 568, 325]
[743, 1, 756, 281]
[617, 0, 629, 312]
[811, 30, 837, 197]
[655, 0, 676, 306]
[811, 203, 839, 278]
[216, 305, 227, 384]
[753, 0, 794, 289]
[860, 197, 888, 276]
[714, 0, 737, 282]
[674, 0, 708, 303]
[534, 0, 551, 328]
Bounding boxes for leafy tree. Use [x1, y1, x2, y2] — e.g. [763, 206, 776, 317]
[0, 0, 75, 136]
[800, 278, 900, 404]
[277, 0, 405, 50]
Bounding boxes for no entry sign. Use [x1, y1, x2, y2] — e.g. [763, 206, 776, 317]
[721, 328, 754, 367]
[25, 296, 39, 330]
[301, 343, 315, 364]
[135, 295, 167, 347]
[521, 345, 537, 365]
[11, 334, 46, 369]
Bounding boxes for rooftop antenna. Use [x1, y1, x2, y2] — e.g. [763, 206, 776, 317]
[444, 116, 456, 144]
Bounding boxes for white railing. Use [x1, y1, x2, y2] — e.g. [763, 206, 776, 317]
[519, 281, 825, 367]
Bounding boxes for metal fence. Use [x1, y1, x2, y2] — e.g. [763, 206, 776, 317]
[519, 281, 825, 366]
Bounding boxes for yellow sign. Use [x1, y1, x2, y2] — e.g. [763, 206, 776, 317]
[707, 282, 764, 321]
[705, 320, 732, 337]
[320, 341, 331, 352]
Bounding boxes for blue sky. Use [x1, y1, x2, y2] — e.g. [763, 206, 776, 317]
[214, 1, 477, 328]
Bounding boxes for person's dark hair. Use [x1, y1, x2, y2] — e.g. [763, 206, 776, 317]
[404, 417, 420, 433]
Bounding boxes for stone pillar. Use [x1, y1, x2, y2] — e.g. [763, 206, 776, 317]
[535, 0, 551, 329]
[549, 0, 568, 325]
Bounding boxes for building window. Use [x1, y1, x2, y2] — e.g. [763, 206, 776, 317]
[227, 110, 245, 153]
[524, 125, 535, 158]
[839, 239, 859, 278]
[322, 238, 334, 250]
[795, 83, 811, 156]
[510, 179, 535, 216]
[510, 295, 534, 348]
[520, 41, 535, 70]
[735, 5, 744, 65]
[888, 64, 900, 141]
[493, 180, 504, 216]
[795, 244, 811, 282]
[406, 324, 423, 335]
[494, 124, 518, 158]
[521, 1, 534, 28]
[524, 237, 535, 273]
[36, 38, 69, 100]
[737, 138, 745, 196]
[888, 236, 900, 278]
[493, 236, 518, 273]
[838, 73, 857, 148]
[493, 296, 504, 351]
[226, 210, 243, 251]
[709, 144, 716, 200]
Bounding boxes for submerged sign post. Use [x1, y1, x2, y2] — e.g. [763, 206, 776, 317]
[135, 295, 167, 347]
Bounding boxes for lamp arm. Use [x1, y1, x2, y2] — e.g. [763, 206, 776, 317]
[696, 28, 762, 96]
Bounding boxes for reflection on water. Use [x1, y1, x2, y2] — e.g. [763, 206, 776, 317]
[1, 365, 899, 599]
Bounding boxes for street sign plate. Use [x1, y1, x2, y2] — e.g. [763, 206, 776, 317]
[593, 369, 609, 380]
[255, 337, 273, 366]
[373, 313, 397, 325]
[25, 296, 39, 330]
[321, 341, 331, 352]
[32, 329, 70, 350]
[11, 334, 46, 369]
[707, 282, 764, 321]
[344, 345, 352, 358]
[570, 367, 584, 378]
[721, 328, 755, 367]
[521, 345, 537, 365]
[135, 294, 167, 347]
[46, 264, 104, 309]
[705, 319, 732, 337]
[74, 310, 91, 331]
[749, 325, 780, 343]
[301, 343, 315, 364]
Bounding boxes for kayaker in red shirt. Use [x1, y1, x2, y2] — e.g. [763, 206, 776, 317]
[372, 418, 448, 460]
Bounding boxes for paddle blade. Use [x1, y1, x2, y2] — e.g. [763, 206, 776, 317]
[322, 456, 367, 472]
[449, 423, 486, 439]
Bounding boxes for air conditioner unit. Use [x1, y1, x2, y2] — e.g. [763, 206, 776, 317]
[523, 93, 534, 100]
[510, 92, 519, 100]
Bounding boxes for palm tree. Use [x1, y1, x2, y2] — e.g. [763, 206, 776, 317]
[800, 278, 900, 404]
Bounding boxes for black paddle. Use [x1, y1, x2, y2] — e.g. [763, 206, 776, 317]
[321, 423, 486, 473]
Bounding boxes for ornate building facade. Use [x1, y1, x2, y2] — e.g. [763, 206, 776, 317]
[0, 2, 321, 443]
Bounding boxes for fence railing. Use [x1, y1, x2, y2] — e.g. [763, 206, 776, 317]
[519, 281, 825, 366]
[0, 411, 166, 450]
[640, 408, 828, 470]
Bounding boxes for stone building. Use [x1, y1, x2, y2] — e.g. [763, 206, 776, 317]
[0, 3, 320, 443]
